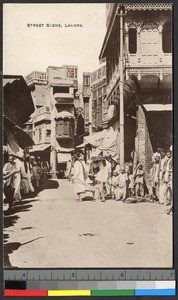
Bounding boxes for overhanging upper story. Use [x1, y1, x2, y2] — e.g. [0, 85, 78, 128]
[99, 2, 172, 96]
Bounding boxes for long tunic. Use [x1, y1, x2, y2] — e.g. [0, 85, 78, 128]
[73, 160, 87, 194]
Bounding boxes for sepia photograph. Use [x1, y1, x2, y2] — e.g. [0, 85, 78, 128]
[3, 2, 173, 268]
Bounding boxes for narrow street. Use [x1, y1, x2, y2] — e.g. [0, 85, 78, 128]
[3, 179, 172, 269]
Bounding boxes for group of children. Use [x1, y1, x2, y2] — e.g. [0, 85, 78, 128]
[87, 156, 145, 202]
[109, 163, 145, 201]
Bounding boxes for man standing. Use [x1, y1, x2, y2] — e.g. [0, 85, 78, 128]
[3, 154, 17, 209]
[151, 153, 161, 202]
[159, 149, 168, 204]
[164, 148, 173, 214]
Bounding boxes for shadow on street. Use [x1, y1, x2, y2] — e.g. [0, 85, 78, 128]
[3, 179, 59, 268]
[4, 237, 45, 268]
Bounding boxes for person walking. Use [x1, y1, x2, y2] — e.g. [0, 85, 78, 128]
[72, 153, 88, 202]
[20, 154, 34, 196]
[3, 154, 17, 209]
[32, 161, 41, 190]
[13, 151, 24, 202]
[41, 160, 50, 180]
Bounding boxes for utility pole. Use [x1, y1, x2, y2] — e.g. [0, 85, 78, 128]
[119, 6, 125, 168]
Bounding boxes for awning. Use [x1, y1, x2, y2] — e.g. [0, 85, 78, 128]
[76, 142, 86, 149]
[55, 111, 74, 119]
[84, 130, 106, 147]
[3, 75, 35, 126]
[99, 127, 117, 149]
[143, 104, 172, 112]
[4, 115, 34, 152]
[57, 152, 71, 163]
[110, 75, 139, 109]
[29, 144, 51, 153]
[55, 145, 73, 153]
[83, 127, 117, 158]
[91, 148, 102, 158]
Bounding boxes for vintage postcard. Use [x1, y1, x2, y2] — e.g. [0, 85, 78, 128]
[3, 2, 173, 269]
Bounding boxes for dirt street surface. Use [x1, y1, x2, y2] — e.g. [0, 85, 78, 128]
[4, 179, 172, 268]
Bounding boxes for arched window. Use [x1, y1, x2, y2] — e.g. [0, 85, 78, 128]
[162, 21, 172, 53]
[129, 28, 137, 54]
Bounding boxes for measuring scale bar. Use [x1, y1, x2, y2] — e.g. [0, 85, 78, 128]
[4, 269, 176, 296]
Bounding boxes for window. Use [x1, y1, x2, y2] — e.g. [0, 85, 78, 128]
[83, 75, 90, 85]
[162, 21, 172, 53]
[39, 127, 42, 141]
[67, 68, 75, 78]
[63, 119, 70, 135]
[98, 68, 102, 79]
[129, 28, 137, 54]
[46, 129, 51, 137]
[53, 86, 69, 94]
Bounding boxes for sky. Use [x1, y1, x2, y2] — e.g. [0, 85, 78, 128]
[3, 3, 106, 83]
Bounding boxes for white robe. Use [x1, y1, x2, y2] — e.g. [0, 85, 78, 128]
[73, 161, 87, 194]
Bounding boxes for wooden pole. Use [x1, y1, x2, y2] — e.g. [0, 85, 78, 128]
[119, 8, 125, 168]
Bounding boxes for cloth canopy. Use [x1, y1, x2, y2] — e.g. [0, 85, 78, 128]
[110, 75, 139, 112]
[143, 104, 172, 112]
[84, 130, 106, 147]
[55, 145, 73, 153]
[4, 115, 34, 153]
[3, 75, 35, 126]
[29, 144, 51, 153]
[84, 127, 117, 158]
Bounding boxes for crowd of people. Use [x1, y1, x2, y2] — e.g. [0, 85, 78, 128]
[3, 150, 50, 210]
[3, 145, 172, 214]
[67, 146, 173, 214]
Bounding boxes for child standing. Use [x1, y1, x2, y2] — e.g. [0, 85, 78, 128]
[111, 170, 119, 199]
[116, 168, 128, 201]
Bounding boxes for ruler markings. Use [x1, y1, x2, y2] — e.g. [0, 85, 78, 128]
[4, 269, 176, 282]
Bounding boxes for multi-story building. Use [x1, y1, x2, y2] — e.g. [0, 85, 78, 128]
[90, 65, 107, 131]
[99, 3, 172, 175]
[26, 65, 78, 175]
